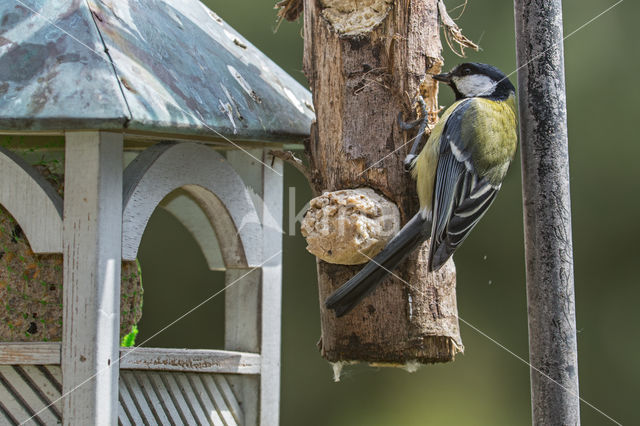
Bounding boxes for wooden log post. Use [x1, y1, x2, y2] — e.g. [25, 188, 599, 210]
[514, 0, 580, 423]
[303, 0, 462, 364]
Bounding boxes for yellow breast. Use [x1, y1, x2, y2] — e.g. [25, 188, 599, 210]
[412, 99, 466, 211]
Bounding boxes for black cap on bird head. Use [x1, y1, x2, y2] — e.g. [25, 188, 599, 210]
[432, 63, 515, 100]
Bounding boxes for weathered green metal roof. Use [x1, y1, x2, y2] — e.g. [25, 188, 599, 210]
[0, 0, 314, 144]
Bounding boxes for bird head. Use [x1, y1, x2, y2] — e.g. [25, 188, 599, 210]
[432, 63, 515, 100]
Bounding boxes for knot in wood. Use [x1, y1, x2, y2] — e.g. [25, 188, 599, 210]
[320, 0, 393, 36]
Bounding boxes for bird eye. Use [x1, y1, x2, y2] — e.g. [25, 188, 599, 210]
[462, 68, 472, 75]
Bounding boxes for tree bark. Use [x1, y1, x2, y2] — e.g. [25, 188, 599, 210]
[303, 0, 462, 364]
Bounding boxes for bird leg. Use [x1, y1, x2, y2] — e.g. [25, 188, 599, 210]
[399, 96, 429, 172]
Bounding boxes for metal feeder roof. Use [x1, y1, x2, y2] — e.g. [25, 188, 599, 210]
[0, 0, 314, 144]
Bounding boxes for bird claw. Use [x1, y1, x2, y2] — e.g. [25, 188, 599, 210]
[399, 96, 429, 174]
[403, 154, 417, 172]
[398, 112, 422, 130]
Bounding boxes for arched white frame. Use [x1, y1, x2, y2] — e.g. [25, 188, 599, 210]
[121, 142, 262, 268]
[159, 190, 226, 270]
[0, 145, 63, 253]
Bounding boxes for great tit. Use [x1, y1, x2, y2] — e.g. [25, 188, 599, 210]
[326, 62, 518, 317]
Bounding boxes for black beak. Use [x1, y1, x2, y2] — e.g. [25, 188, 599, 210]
[432, 72, 452, 84]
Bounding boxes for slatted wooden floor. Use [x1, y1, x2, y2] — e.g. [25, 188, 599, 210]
[0, 366, 242, 425]
[0, 365, 62, 425]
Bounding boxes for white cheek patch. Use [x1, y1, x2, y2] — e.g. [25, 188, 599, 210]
[453, 75, 497, 97]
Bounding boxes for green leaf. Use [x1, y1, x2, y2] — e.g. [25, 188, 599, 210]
[121, 325, 138, 347]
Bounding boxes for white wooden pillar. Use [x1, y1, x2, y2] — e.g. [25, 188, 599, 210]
[62, 132, 123, 425]
[225, 268, 261, 426]
[226, 150, 283, 425]
[259, 152, 283, 426]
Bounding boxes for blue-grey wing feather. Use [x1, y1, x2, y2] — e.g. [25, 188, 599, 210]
[428, 99, 501, 271]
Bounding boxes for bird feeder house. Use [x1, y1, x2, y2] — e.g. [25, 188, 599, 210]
[0, 1, 313, 424]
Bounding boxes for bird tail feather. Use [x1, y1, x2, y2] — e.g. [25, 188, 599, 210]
[325, 212, 430, 317]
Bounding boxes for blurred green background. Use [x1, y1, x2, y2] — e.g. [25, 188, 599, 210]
[136, 0, 639, 425]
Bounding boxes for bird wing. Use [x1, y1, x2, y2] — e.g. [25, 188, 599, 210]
[428, 99, 503, 271]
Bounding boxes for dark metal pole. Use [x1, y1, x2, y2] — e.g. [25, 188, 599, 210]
[514, 0, 580, 424]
